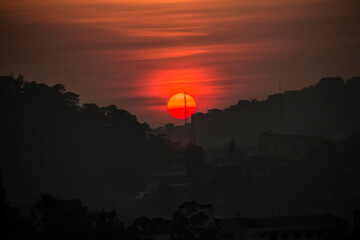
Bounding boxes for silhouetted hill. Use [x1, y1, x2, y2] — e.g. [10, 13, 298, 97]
[0, 74, 187, 221]
[191, 76, 360, 148]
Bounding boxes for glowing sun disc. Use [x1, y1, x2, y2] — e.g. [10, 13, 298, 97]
[167, 93, 196, 119]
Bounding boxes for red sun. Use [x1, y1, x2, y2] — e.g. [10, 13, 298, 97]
[167, 93, 196, 119]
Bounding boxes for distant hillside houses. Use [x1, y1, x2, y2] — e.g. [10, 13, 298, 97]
[257, 132, 324, 161]
[218, 213, 350, 240]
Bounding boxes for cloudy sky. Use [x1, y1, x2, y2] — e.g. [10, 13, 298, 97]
[1, 0, 359, 127]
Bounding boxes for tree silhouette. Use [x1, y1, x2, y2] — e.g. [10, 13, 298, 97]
[0, 74, 153, 211]
[172, 201, 218, 240]
[31, 194, 125, 240]
[0, 169, 33, 240]
[31, 194, 91, 240]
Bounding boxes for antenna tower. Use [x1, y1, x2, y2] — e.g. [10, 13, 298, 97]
[184, 92, 187, 125]
[279, 83, 283, 134]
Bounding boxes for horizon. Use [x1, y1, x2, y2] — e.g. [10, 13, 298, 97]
[4, 73, 355, 129]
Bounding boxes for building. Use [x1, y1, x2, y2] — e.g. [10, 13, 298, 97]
[258, 132, 324, 161]
[152, 123, 192, 144]
[219, 214, 349, 240]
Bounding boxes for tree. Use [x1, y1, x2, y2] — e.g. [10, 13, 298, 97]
[0, 169, 33, 240]
[172, 201, 219, 240]
[31, 194, 91, 240]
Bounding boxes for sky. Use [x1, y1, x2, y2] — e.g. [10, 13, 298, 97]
[1, 0, 359, 127]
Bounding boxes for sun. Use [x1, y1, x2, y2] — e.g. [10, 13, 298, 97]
[167, 93, 196, 119]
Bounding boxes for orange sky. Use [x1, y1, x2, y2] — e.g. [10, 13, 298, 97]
[1, 0, 360, 127]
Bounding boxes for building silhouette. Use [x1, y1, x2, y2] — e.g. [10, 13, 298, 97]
[219, 214, 349, 240]
[258, 132, 323, 161]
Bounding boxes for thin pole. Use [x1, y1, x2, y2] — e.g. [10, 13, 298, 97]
[279, 83, 283, 134]
[184, 92, 187, 125]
